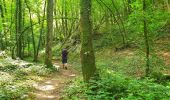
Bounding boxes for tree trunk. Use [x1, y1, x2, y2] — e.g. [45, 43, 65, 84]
[64, 0, 68, 37]
[0, 0, 6, 50]
[80, 0, 96, 82]
[22, 1, 25, 57]
[2, 0, 7, 49]
[111, 0, 127, 46]
[45, 0, 53, 68]
[15, 0, 23, 59]
[127, 0, 131, 14]
[143, 0, 150, 77]
[18, 0, 23, 59]
[25, 0, 36, 61]
[36, 1, 46, 62]
[165, 0, 170, 12]
[10, 0, 14, 57]
[54, 0, 58, 41]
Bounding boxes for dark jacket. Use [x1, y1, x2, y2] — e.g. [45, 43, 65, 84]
[62, 49, 68, 60]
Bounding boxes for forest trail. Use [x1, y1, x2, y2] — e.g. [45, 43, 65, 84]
[29, 62, 78, 100]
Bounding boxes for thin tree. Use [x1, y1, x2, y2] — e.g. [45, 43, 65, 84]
[15, 0, 23, 59]
[2, 0, 7, 49]
[25, 0, 36, 61]
[0, 1, 5, 50]
[80, 0, 96, 82]
[45, 0, 53, 68]
[36, 1, 46, 62]
[143, 0, 150, 76]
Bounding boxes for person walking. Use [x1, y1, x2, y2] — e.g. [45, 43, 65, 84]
[62, 47, 69, 69]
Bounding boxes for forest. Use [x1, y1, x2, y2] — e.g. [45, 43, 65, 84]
[0, 0, 170, 99]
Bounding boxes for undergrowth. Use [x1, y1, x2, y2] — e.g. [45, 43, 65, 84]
[63, 68, 170, 100]
[0, 57, 53, 99]
[63, 47, 170, 100]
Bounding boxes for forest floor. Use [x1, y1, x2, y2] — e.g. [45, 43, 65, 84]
[0, 52, 79, 100]
[28, 62, 78, 100]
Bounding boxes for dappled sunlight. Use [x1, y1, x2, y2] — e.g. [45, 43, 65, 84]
[45, 80, 52, 84]
[0, 0, 170, 99]
[28, 75, 44, 81]
[33, 93, 58, 99]
[28, 66, 77, 99]
[69, 74, 76, 77]
[36, 85, 56, 91]
[0, 72, 13, 83]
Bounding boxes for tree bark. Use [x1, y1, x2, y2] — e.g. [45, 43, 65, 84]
[54, 0, 58, 41]
[80, 0, 96, 82]
[36, 1, 46, 62]
[45, 0, 53, 68]
[0, 0, 6, 50]
[0, 1, 4, 50]
[143, 0, 150, 77]
[2, 0, 7, 49]
[15, 0, 23, 59]
[25, 0, 36, 61]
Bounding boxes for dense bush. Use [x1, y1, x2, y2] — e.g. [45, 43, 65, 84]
[63, 69, 170, 100]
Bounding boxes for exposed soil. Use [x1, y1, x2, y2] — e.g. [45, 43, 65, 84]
[29, 62, 78, 100]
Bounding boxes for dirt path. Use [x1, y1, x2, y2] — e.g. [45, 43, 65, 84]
[29, 62, 78, 100]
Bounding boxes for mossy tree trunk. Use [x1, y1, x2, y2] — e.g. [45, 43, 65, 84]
[80, 0, 96, 82]
[45, 0, 53, 68]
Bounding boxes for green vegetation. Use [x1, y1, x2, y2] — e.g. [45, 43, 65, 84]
[63, 47, 170, 99]
[0, 57, 52, 99]
[0, 0, 170, 99]
[63, 72, 170, 100]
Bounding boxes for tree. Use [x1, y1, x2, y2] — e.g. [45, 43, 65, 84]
[45, 0, 53, 68]
[25, 0, 36, 61]
[0, 0, 5, 50]
[15, 0, 23, 59]
[143, 0, 150, 76]
[80, 0, 96, 82]
[0, 0, 7, 50]
[36, 1, 46, 62]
